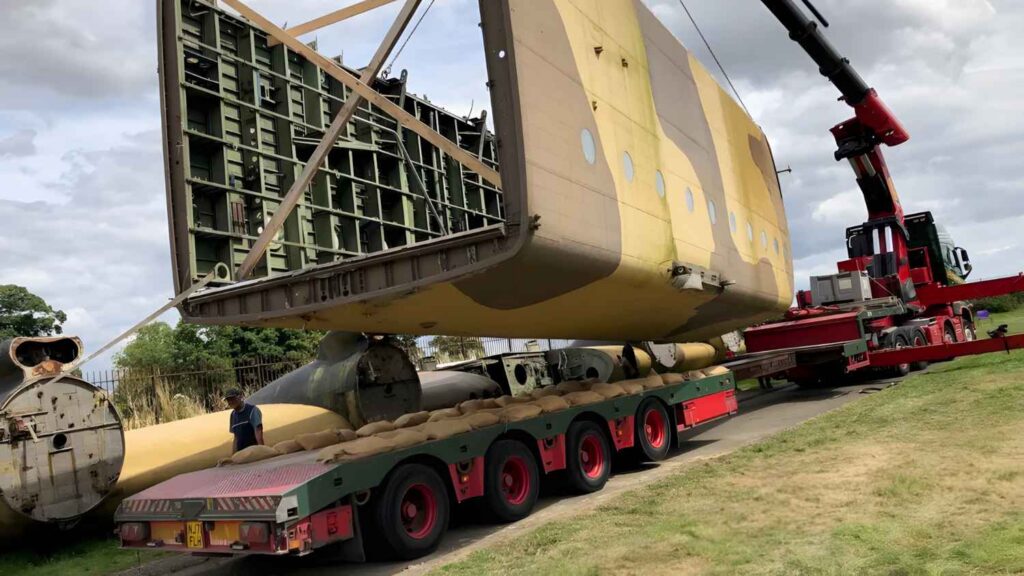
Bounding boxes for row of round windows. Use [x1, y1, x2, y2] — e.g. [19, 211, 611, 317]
[581, 128, 787, 258]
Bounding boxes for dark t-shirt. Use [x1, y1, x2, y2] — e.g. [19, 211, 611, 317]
[229, 403, 263, 451]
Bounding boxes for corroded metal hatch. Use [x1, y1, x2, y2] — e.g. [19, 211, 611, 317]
[0, 337, 125, 524]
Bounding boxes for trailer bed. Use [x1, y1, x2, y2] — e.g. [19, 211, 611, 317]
[116, 372, 737, 556]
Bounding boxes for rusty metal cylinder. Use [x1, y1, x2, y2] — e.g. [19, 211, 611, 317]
[0, 337, 124, 534]
[643, 342, 718, 372]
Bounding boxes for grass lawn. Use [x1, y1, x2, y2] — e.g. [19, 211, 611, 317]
[435, 309, 1024, 575]
[0, 535, 158, 576]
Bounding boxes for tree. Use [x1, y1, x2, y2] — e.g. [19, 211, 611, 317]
[431, 335, 486, 362]
[0, 285, 67, 340]
[391, 334, 424, 364]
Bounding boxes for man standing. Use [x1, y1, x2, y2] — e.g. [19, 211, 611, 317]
[224, 388, 264, 452]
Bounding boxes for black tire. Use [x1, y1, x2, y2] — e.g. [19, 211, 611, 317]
[565, 420, 611, 494]
[890, 333, 911, 377]
[482, 440, 540, 523]
[635, 398, 671, 462]
[944, 324, 958, 344]
[910, 329, 929, 372]
[369, 463, 450, 560]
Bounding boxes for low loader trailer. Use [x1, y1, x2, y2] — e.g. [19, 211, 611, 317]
[115, 372, 736, 559]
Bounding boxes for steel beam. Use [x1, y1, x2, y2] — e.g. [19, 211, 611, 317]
[916, 273, 1024, 308]
[270, 0, 401, 46]
[868, 333, 1024, 367]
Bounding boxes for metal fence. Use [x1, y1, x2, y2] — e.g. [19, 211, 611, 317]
[413, 336, 576, 367]
[84, 355, 313, 401]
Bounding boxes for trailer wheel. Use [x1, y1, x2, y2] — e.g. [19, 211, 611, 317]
[565, 420, 611, 493]
[370, 463, 449, 560]
[890, 333, 911, 377]
[635, 398, 671, 462]
[944, 324, 958, 344]
[482, 440, 539, 523]
[910, 329, 929, 372]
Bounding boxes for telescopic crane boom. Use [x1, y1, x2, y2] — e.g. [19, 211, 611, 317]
[760, 0, 918, 304]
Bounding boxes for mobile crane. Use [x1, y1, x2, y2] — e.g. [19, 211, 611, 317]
[743, 0, 1024, 382]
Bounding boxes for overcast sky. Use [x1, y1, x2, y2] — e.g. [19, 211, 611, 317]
[0, 0, 1020, 371]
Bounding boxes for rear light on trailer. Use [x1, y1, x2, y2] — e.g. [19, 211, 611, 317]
[120, 522, 150, 543]
[239, 522, 270, 544]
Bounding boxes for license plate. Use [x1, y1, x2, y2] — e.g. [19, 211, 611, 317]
[186, 521, 204, 549]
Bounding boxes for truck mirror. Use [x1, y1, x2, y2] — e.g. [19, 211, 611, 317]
[957, 247, 971, 262]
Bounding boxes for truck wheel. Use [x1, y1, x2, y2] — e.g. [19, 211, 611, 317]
[890, 333, 911, 377]
[482, 439, 539, 523]
[370, 463, 450, 560]
[944, 324, 958, 344]
[910, 329, 929, 372]
[565, 420, 611, 493]
[964, 323, 976, 342]
[635, 398, 671, 462]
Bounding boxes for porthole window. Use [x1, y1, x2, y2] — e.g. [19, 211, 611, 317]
[761, 230, 768, 249]
[746, 222, 754, 242]
[685, 188, 695, 212]
[773, 237, 780, 254]
[655, 170, 665, 198]
[623, 152, 635, 182]
[580, 128, 596, 165]
[707, 199, 717, 225]
[729, 212, 737, 233]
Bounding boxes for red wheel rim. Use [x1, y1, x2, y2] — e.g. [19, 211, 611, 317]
[643, 407, 666, 449]
[400, 483, 437, 540]
[501, 456, 530, 505]
[579, 433, 605, 479]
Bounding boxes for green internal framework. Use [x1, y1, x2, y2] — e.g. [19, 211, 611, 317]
[164, 0, 502, 284]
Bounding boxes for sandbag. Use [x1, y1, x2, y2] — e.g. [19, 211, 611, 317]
[703, 365, 730, 377]
[534, 394, 570, 413]
[562, 390, 605, 406]
[394, 411, 430, 429]
[554, 380, 587, 394]
[317, 436, 394, 463]
[458, 398, 499, 413]
[272, 439, 303, 454]
[660, 373, 686, 386]
[295, 429, 342, 451]
[428, 407, 462, 422]
[375, 428, 429, 450]
[226, 444, 280, 465]
[499, 403, 543, 423]
[494, 395, 533, 407]
[640, 374, 666, 389]
[590, 382, 626, 399]
[421, 419, 473, 440]
[356, 420, 396, 437]
[619, 380, 645, 395]
[461, 411, 501, 429]
[530, 387, 561, 399]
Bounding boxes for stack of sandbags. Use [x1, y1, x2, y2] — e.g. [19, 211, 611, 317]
[310, 365, 730, 466]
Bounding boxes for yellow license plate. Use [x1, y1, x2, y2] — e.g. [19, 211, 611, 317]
[186, 521, 204, 549]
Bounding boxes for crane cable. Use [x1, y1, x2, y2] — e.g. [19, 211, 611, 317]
[383, 0, 436, 78]
[677, 0, 751, 117]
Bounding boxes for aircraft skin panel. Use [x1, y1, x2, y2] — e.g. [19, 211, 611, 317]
[176, 0, 793, 342]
